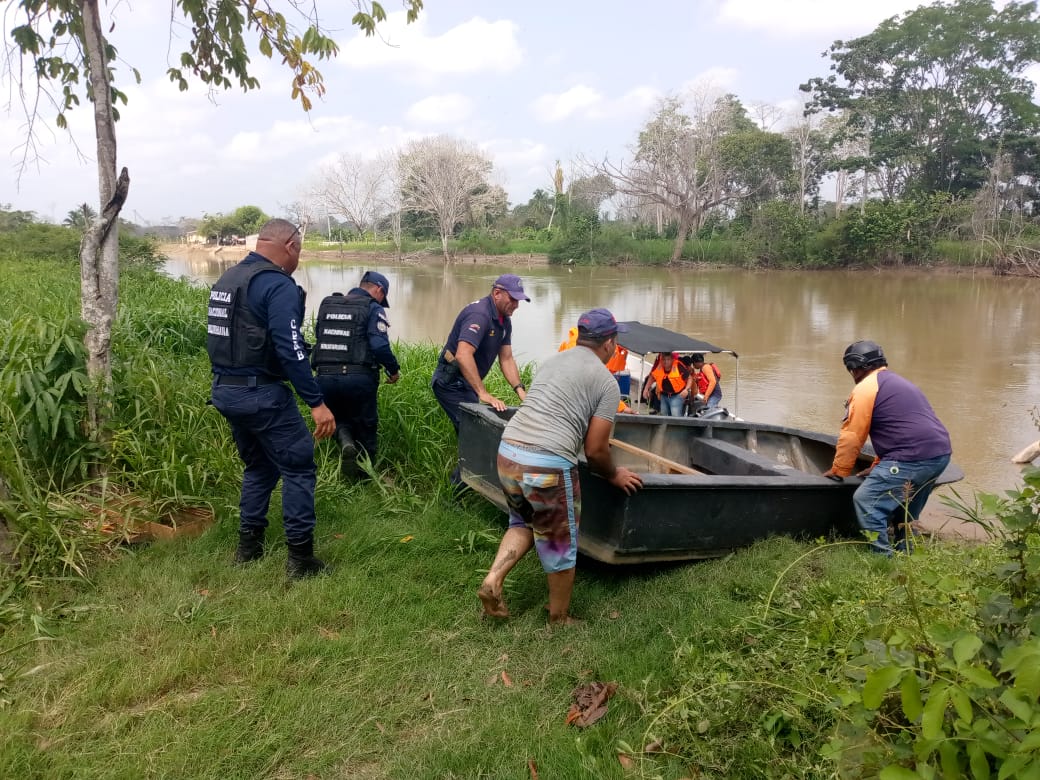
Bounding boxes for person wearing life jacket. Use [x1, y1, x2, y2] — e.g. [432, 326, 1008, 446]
[207, 219, 335, 580]
[313, 271, 400, 479]
[690, 353, 723, 408]
[822, 340, 951, 556]
[643, 352, 691, 416]
[559, 326, 632, 413]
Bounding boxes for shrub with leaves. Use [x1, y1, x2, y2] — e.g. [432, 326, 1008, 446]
[827, 467, 1040, 779]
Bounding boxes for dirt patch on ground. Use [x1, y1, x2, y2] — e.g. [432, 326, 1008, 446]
[915, 502, 989, 543]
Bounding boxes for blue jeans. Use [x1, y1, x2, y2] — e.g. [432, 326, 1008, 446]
[853, 454, 951, 555]
[706, 386, 722, 409]
[659, 394, 685, 416]
[211, 381, 317, 544]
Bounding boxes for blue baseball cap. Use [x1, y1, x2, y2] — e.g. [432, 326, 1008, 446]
[361, 271, 390, 308]
[493, 273, 530, 302]
[577, 308, 628, 338]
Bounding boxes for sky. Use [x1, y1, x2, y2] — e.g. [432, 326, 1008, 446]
[2, 0, 1031, 226]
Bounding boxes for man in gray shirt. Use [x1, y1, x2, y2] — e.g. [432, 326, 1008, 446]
[477, 309, 643, 625]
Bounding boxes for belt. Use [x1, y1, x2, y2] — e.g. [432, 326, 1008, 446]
[213, 374, 282, 386]
[315, 364, 378, 376]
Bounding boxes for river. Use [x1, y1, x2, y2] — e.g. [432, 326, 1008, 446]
[165, 250, 1040, 496]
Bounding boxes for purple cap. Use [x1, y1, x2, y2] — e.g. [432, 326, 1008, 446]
[361, 270, 390, 308]
[493, 274, 530, 302]
[576, 308, 629, 338]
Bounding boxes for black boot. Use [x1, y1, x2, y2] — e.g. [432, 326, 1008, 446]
[286, 538, 327, 580]
[234, 529, 265, 564]
[335, 428, 360, 479]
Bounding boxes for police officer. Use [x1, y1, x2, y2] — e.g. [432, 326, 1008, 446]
[431, 274, 530, 488]
[207, 218, 335, 580]
[312, 271, 400, 476]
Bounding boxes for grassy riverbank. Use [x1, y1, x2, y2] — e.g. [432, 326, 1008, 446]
[2, 255, 1036, 778]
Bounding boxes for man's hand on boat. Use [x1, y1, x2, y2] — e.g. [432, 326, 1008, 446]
[821, 468, 844, 482]
[609, 467, 643, 495]
[479, 392, 508, 412]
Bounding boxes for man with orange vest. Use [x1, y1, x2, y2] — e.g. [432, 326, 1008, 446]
[691, 353, 722, 408]
[643, 352, 691, 416]
[559, 326, 631, 412]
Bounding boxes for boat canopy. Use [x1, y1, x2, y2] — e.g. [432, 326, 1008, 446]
[616, 322, 738, 358]
[614, 321, 739, 414]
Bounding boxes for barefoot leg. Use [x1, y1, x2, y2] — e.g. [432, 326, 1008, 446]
[477, 527, 533, 618]
[546, 567, 576, 624]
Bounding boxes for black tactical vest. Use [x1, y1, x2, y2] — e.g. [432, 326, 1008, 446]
[311, 293, 375, 369]
[206, 258, 299, 377]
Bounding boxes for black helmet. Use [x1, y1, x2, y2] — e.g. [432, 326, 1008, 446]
[843, 340, 887, 371]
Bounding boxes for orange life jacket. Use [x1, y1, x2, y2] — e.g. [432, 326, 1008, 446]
[605, 346, 628, 373]
[558, 327, 578, 352]
[651, 363, 687, 395]
[557, 327, 628, 412]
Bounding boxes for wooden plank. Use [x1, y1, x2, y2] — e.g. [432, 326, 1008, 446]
[788, 435, 810, 472]
[609, 437, 704, 475]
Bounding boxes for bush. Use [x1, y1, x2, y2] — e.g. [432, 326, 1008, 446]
[746, 201, 818, 266]
[824, 466, 1040, 777]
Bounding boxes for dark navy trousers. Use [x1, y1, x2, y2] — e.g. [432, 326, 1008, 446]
[431, 369, 478, 486]
[210, 381, 317, 544]
[316, 373, 380, 460]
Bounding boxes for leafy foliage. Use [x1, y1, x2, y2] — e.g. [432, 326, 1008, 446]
[826, 468, 1040, 778]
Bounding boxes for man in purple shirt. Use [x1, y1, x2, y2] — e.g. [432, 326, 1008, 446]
[432, 274, 530, 488]
[207, 219, 335, 579]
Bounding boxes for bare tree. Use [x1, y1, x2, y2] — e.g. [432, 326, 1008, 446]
[784, 112, 827, 214]
[320, 153, 390, 239]
[377, 150, 405, 260]
[592, 92, 788, 264]
[397, 136, 494, 261]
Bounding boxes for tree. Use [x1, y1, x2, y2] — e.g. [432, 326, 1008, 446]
[397, 135, 494, 260]
[6, 0, 422, 440]
[62, 203, 98, 231]
[801, 0, 1040, 198]
[593, 92, 791, 263]
[319, 153, 391, 239]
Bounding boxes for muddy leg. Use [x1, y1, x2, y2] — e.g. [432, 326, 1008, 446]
[478, 527, 534, 618]
[546, 567, 577, 624]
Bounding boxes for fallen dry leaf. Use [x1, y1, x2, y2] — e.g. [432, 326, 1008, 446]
[527, 758, 539, 779]
[334, 533, 345, 539]
[645, 738, 663, 753]
[497, 653, 509, 662]
[210, 625, 217, 638]
[317, 627, 340, 640]
[399, 535, 414, 543]
[501, 670, 514, 687]
[485, 673, 499, 687]
[375, 721, 385, 733]
[617, 753, 635, 771]
[197, 589, 210, 597]
[566, 681, 618, 727]
[609, 610, 620, 620]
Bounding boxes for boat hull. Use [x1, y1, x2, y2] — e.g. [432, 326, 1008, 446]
[457, 403, 964, 564]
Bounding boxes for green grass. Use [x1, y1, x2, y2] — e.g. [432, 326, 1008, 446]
[0, 253, 1009, 778]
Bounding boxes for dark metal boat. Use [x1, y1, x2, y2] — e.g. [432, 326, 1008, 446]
[457, 402, 964, 564]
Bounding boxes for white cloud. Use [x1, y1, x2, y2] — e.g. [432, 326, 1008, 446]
[339, 14, 523, 75]
[532, 85, 603, 122]
[532, 85, 659, 123]
[406, 94, 474, 124]
[716, 0, 925, 36]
